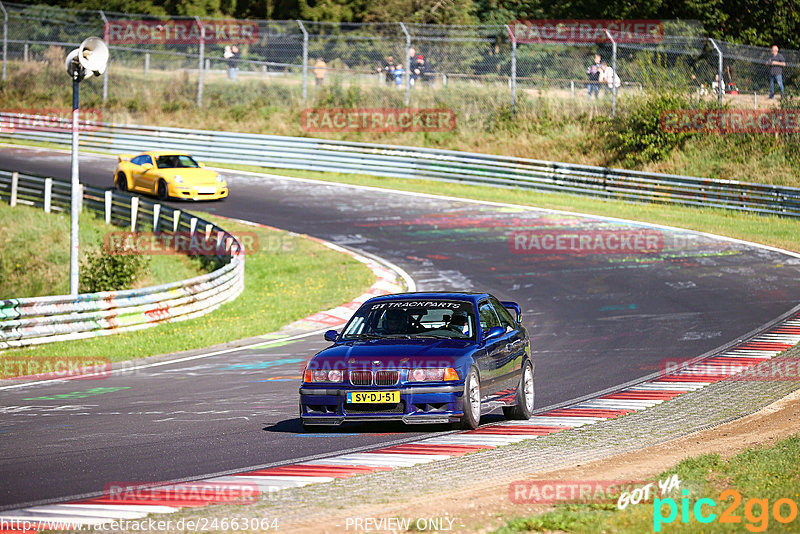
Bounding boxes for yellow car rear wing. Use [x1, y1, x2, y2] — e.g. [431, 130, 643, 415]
[118, 154, 135, 162]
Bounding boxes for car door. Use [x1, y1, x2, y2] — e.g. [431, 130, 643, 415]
[477, 300, 509, 397]
[131, 154, 154, 192]
[491, 296, 526, 392]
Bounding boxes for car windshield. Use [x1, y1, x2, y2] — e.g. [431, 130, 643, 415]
[341, 300, 476, 340]
[155, 155, 200, 169]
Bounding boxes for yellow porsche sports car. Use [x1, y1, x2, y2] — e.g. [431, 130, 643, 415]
[114, 151, 228, 201]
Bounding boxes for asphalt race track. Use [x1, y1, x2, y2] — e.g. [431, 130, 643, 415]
[2, 146, 800, 509]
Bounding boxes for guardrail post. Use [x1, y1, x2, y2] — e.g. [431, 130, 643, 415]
[205, 223, 213, 240]
[43, 178, 52, 213]
[153, 203, 161, 232]
[196, 16, 205, 108]
[144, 52, 149, 75]
[709, 38, 724, 108]
[399, 22, 411, 106]
[130, 196, 138, 231]
[190, 216, 197, 235]
[104, 190, 112, 223]
[9, 170, 17, 206]
[296, 20, 308, 105]
[1, 1, 7, 82]
[173, 209, 181, 232]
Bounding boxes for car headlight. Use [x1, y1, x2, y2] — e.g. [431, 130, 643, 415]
[408, 368, 459, 382]
[216, 174, 225, 183]
[303, 368, 343, 383]
[174, 174, 184, 183]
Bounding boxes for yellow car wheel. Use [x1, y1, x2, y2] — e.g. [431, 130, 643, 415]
[116, 172, 128, 192]
[157, 179, 169, 201]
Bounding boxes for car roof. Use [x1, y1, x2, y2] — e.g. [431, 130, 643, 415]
[140, 151, 192, 157]
[364, 292, 491, 305]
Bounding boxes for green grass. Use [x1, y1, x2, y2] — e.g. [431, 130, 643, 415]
[211, 163, 800, 254]
[3, 213, 375, 361]
[0, 201, 204, 298]
[494, 435, 800, 533]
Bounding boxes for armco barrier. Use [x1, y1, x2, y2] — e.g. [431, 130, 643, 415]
[1, 113, 800, 217]
[0, 169, 245, 349]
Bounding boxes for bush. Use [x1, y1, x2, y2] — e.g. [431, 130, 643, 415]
[79, 247, 150, 293]
[601, 93, 710, 167]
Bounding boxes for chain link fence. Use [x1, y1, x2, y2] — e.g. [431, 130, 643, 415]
[2, 2, 799, 118]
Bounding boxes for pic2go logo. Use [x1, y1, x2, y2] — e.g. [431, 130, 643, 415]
[654, 489, 799, 532]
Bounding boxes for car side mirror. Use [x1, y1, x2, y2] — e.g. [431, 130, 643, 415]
[483, 326, 505, 341]
[141, 163, 153, 171]
[324, 329, 339, 342]
[198, 162, 206, 168]
[501, 300, 522, 323]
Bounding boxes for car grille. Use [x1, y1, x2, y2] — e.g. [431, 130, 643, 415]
[344, 401, 405, 414]
[349, 370, 372, 386]
[374, 370, 399, 386]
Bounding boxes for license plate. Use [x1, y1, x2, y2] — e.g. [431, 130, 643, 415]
[346, 391, 400, 404]
[197, 186, 216, 194]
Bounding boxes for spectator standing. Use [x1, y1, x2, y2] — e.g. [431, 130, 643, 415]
[586, 54, 602, 100]
[314, 58, 327, 86]
[767, 45, 786, 99]
[599, 61, 620, 95]
[393, 64, 405, 88]
[379, 56, 395, 85]
[225, 45, 240, 82]
[411, 54, 429, 87]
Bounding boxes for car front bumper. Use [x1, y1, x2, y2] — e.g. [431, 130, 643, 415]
[299, 384, 464, 426]
[168, 182, 228, 200]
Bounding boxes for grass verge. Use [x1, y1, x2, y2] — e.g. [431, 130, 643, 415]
[0, 201, 204, 298]
[2, 213, 375, 361]
[495, 434, 800, 533]
[214, 162, 800, 254]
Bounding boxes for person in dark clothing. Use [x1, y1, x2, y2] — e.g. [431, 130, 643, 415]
[379, 56, 396, 85]
[767, 45, 786, 98]
[586, 54, 602, 100]
[411, 54, 430, 87]
[227, 45, 240, 82]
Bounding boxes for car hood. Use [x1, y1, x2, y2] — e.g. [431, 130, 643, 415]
[311, 338, 475, 369]
[159, 168, 219, 185]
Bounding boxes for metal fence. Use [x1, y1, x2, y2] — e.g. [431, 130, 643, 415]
[2, 114, 798, 218]
[1, 2, 799, 115]
[0, 169, 245, 348]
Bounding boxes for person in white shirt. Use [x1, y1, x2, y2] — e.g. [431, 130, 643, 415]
[599, 61, 621, 94]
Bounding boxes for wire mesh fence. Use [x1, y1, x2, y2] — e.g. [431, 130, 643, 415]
[2, 1, 800, 118]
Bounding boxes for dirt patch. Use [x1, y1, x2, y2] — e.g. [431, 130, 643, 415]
[280, 388, 800, 533]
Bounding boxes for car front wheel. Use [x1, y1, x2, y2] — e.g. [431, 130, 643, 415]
[457, 366, 481, 430]
[503, 359, 534, 420]
[157, 179, 169, 201]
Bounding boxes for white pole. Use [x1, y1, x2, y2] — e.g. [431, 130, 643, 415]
[153, 203, 161, 231]
[69, 70, 80, 296]
[173, 209, 181, 232]
[10, 170, 17, 207]
[44, 178, 52, 213]
[130, 196, 138, 231]
[104, 189, 112, 223]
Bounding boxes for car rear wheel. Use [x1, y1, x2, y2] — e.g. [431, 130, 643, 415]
[116, 172, 128, 192]
[457, 367, 481, 430]
[157, 179, 169, 201]
[503, 359, 534, 420]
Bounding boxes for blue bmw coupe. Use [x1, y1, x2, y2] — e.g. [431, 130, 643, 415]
[299, 292, 533, 430]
